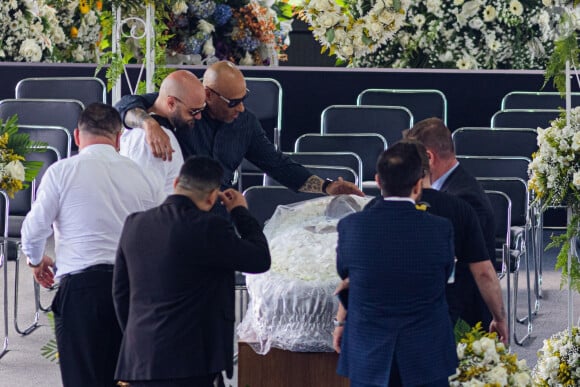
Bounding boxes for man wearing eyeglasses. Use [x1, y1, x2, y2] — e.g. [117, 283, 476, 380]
[116, 61, 363, 208]
[120, 70, 206, 195]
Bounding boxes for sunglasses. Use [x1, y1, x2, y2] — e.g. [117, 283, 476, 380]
[171, 96, 206, 117]
[206, 87, 250, 108]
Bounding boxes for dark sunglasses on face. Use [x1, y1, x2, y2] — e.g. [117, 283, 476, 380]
[206, 87, 250, 108]
[171, 96, 206, 116]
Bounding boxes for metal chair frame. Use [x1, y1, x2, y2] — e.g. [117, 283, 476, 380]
[264, 165, 360, 189]
[282, 152, 363, 189]
[501, 91, 580, 110]
[452, 128, 538, 159]
[490, 109, 560, 129]
[356, 88, 447, 125]
[0, 191, 9, 358]
[15, 77, 106, 107]
[18, 125, 72, 159]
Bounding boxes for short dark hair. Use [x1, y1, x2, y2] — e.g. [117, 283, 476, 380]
[403, 117, 454, 159]
[77, 103, 122, 137]
[376, 141, 424, 197]
[177, 156, 223, 193]
[399, 138, 430, 175]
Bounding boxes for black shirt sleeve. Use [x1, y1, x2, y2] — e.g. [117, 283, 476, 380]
[114, 93, 158, 129]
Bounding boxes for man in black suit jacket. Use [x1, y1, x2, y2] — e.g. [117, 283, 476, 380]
[405, 118, 496, 329]
[113, 156, 271, 387]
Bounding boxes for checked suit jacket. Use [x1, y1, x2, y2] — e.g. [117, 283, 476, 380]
[113, 195, 271, 381]
[336, 199, 458, 386]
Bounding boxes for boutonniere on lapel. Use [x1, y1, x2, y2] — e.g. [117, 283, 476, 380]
[415, 202, 430, 211]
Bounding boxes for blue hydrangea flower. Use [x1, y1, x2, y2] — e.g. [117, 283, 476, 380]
[188, 0, 216, 19]
[185, 36, 205, 54]
[236, 34, 260, 52]
[213, 4, 232, 26]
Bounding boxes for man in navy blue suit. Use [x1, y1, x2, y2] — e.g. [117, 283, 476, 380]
[336, 142, 457, 387]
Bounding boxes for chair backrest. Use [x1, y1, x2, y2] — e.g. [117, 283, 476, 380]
[357, 88, 447, 124]
[485, 190, 512, 275]
[244, 77, 282, 148]
[18, 125, 72, 159]
[15, 77, 106, 107]
[478, 178, 528, 228]
[283, 152, 363, 185]
[294, 133, 388, 181]
[490, 109, 560, 129]
[25, 147, 61, 191]
[264, 165, 359, 188]
[7, 185, 34, 238]
[456, 156, 530, 181]
[321, 105, 412, 147]
[0, 191, 9, 241]
[501, 91, 580, 110]
[452, 128, 538, 159]
[0, 99, 84, 152]
[243, 186, 323, 228]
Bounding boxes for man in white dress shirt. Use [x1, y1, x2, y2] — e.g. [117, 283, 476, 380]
[120, 70, 206, 194]
[21, 103, 165, 387]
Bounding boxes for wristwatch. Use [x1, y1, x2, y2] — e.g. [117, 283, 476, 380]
[322, 178, 334, 194]
[333, 318, 346, 327]
[27, 257, 41, 268]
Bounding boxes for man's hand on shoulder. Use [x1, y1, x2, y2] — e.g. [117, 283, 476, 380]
[218, 189, 248, 212]
[142, 116, 174, 162]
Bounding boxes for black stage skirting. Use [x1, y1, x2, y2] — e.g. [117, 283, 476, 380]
[0, 63, 564, 151]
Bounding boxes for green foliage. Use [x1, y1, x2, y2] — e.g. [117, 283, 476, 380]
[453, 318, 473, 344]
[543, 32, 580, 95]
[547, 213, 580, 293]
[40, 312, 59, 363]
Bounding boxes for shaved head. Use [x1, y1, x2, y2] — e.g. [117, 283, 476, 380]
[202, 61, 247, 123]
[159, 70, 204, 103]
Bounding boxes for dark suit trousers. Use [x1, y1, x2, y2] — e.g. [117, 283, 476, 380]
[52, 269, 122, 387]
[350, 357, 450, 387]
[127, 373, 223, 387]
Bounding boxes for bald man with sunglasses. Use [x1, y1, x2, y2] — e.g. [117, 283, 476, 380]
[116, 62, 363, 210]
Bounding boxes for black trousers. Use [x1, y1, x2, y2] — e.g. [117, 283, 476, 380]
[52, 269, 122, 387]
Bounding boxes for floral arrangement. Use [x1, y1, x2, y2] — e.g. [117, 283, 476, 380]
[0, 0, 68, 62]
[533, 326, 580, 386]
[528, 107, 580, 292]
[164, 0, 292, 66]
[351, 0, 554, 69]
[48, 0, 104, 63]
[0, 115, 46, 198]
[298, 0, 409, 63]
[449, 323, 532, 386]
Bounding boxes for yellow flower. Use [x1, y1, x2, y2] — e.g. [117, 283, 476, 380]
[96, 1, 103, 11]
[79, 0, 90, 14]
[70, 26, 79, 38]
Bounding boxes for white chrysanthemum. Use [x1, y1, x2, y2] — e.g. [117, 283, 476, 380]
[468, 17, 483, 30]
[202, 38, 215, 56]
[461, 0, 481, 19]
[197, 20, 215, 34]
[4, 160, 25, 181]
[488, 39, 500, 52]
[483, 5, 496, 22]
[172, 0, 188, 15]
[509, 0, 523, 16]
[19, 38, 42, 62]
[454, 0, 464, 5]
[413, 14, 426, 28]
[542, 0, 552, 5]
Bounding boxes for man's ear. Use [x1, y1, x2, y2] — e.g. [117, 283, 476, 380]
[73, 128, 80, 147]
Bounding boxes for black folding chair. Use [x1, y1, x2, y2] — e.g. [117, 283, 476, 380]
[294, 133, 388, 196]
[264, 165, 359, 189]
[238, 78, 283, 191]
[15, 77, 106, 107]
[485, 190, 513, 347]
[481, 178, 533, 346]
[453, 128, 538, 159]
[490, 109, 560, 129]
[357, 88, 447, 124]
[321, 105, 412, 148]
[0, 99, 83, 153]
[501, 91, 580, 110]
[456, 156, 530, 181]
[0, 191, 9, 358]
[282, 152, 363, 185]
[18, 125, 72, 159]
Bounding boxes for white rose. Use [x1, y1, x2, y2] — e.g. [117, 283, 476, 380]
[483, 5, 496, 22]
[438, 51, 453, 62]
[340, 44, 354, 58]
[509, 0, 523, 16]
[197, 20, 215, 34]
[318, 13, 340, 29]
[72, 45, 85, 62]
[456, 342, 466, 359]
[472, 340, 482, 354]
[172, 0, 188, 15]
[469, 17, 483, 29]
[454, 0, 464, 5]
[239, 51, 254, 66]
[413, 14, 426, 28]
[486, 365, 508, 385]
[542, 0, 552, 5]
[85, 10, 98, 26]
[19, 39, 42, 62]
[5, 160, 25, 181]
[513, 371, 531, 385]
[461, 0, 481, 19]
[202, 38, 215, 56]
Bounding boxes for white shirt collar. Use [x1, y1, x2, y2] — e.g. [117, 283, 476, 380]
[432, 162, 459, 191]
[383, 196, 415, 204]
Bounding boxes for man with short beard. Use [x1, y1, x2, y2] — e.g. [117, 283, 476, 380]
[120, 70, 206, 194]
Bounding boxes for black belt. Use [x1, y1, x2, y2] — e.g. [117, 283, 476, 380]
[60, 263, 114, 280]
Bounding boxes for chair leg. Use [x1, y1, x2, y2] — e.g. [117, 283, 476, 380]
[503, 244, 512, 349]
[13, 253, 39, 336]
[0, 246, 8, 358]
[513, 248, 533, 346]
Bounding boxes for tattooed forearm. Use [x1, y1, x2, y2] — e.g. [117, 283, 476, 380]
[299, 175, 325, 193]
[124, 108, 153, 129]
